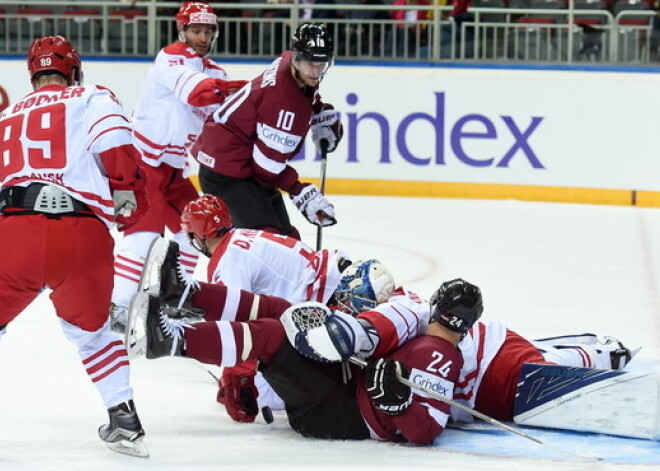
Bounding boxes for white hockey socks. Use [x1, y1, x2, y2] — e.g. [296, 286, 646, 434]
[112, 232, 160, 309]
[60, 319, 133, 408]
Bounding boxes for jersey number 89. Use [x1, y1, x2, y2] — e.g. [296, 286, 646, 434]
[0, 103, 67, 181]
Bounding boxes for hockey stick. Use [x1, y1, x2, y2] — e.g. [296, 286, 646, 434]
[315, 139, 329, 251]
[348, 356, 602, 462]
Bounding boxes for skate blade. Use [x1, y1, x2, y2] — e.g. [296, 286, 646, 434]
[105, 436, 149, 458]
[138, 237, 170, 294]
[125, 291, 149, 357]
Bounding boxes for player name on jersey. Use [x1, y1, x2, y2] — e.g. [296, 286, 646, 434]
[513, 363, 660, 440]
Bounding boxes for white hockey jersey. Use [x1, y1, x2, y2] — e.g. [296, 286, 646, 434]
[131, 42, 228, 169]
[357, 287, 431, 357]
[208, 228, 349, 304]
[451, 317, 507, 422]
[0, 84, 134, 227]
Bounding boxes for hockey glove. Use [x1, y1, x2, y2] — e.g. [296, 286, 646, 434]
[291, 183, 336, 227]
[188, 78, 249, 107]
[113, 177, 149, 232]
[217, 362, 259, 423]
[310, 104, 343, 153]
[366, 358, 412, 416]
[281, 302, 375, 362]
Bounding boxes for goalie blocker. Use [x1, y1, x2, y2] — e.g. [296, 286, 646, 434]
[513, 363, 660, 440]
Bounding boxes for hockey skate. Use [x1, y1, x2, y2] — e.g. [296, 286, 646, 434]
[599, 336, 640, 370]
[138, 237, 203, 318]
[144, 294, 190, 359]
[98, 400, 148, 458]
[125, 291, 150, 357]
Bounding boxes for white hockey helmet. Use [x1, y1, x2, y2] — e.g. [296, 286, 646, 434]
[333, 259, 395, 316]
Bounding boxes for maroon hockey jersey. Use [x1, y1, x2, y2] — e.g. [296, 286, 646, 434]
[356, 335, 464, 445]
[195, 51, 324, 196]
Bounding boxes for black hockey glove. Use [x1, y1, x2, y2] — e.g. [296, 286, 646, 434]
[366, 358, 412, 416]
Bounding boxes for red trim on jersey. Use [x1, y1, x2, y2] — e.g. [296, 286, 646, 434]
[202, 56, 226, 73]
[163, 41, 199, 59]
[207, 232, 232, 281]
[88, 113, 129, 135]
[454, 322, 487, 400]
[359, 309, 399, 357]
[88, 125, 132, 150]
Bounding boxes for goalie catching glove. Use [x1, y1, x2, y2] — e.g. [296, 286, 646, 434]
[291, 183, 336, 227]
[280, 302, 378, 362]
[366, 358, 412, 416]
[310, 103, 343, 153]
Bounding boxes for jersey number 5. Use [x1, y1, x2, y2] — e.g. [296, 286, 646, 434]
[0, 103, 67, 181]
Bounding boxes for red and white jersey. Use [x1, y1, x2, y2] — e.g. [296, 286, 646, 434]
[132, 42, 228, 169]
[208, 228, 349, 304]
[0, 84, 133, 227]
[357, 287, 430, 358]
[356, 335, 463, 445]
[196, 51, 324, 195]
[451, 317, 507, 423]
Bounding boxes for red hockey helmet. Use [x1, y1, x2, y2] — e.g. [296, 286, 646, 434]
[175, 2, 217, 32]
[181, 195, 233, 252]
[27, 35, 82, 86]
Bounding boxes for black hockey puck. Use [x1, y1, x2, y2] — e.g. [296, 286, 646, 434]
[261, 406, 274, 424]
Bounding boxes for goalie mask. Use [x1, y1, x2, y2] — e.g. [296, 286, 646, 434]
[181, 195, 233, 256]
[430, 279, 483, 334]
[175, 1, 218, 56]
[27, 35, 82, 86]
[334, 259, 395, 316]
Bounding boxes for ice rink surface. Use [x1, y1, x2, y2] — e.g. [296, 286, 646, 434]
[3, 195, 660, 471]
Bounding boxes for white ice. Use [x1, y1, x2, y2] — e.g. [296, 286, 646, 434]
[2, 195, 660, 471]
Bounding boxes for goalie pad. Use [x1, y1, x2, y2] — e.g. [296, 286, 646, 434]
[513, 363, 660, 440]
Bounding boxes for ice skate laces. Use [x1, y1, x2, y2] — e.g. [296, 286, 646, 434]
[158, 313, 193, 355]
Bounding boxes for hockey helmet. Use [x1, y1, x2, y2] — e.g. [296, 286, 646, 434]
[291, 23, 334, 63]
[175, 1, 218, 50]
[181, 195, 233, 253]
[27, 36, 82, 86]
[430, 279, 483, 334]
[334, 259, 395, 316]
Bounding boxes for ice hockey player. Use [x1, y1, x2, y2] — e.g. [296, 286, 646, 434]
[194, 22, 343, 240]
[288, 278, 636, 424]
[128, 277, 472, 444]
[132, 194, 394, 422]
[0, 36, 148, 457]
[110, 1, 247, 333]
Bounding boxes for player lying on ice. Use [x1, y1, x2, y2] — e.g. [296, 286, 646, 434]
[126, 250, 634, 443]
